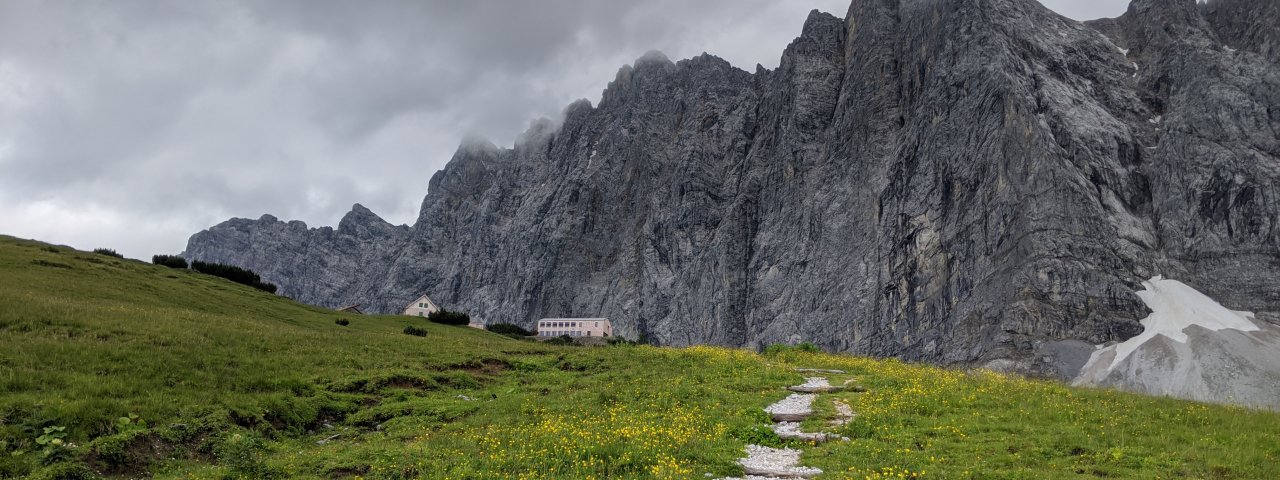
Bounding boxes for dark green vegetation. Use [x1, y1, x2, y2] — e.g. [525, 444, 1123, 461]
[484, 323, 532, 338]
[151, 255, 188, 270]
[1, 235, 1278, 479]
[425, 308, 470, 326]
[189, 260, 277, 294]
[91, 249, 123, 259]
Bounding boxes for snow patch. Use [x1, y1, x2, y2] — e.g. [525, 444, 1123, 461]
[1107, 275, 1258, 370]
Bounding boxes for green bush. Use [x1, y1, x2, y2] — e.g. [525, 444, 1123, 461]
[426, 309, 470, 326]
[151, 254, 188, 269]
[215, 432, 269, 477]
[28, 461, 94, 480]
[485, 323, 531, 336]
[92, 248, 123, 259]
[544, 335, 575, 346]
[403, 326, 428, 337]
[335, 319, 350, 326]
[190, 260, 277, 293]
[89, 429, 150, 470]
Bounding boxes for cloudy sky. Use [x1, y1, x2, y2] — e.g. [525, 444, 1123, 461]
[0, 0, 1127, 259]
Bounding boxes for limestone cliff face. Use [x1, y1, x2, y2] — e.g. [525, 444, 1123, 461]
[185, 0, 1280, 376]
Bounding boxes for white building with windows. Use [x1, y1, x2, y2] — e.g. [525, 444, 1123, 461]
[536, 318, 612, 338]
[403, 294, 440, 317]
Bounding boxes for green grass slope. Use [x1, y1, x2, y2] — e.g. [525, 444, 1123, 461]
[1, 235, 1277, 479]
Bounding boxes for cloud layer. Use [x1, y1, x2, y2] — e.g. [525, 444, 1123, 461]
[0, 0, 1126, 259]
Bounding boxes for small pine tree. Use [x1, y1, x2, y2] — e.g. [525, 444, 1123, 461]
[426, 309, 470, 326]
[152, 255, 189, 269]
[485, 323, 531, 336]
[189, 260, 277, 293]
[93, 248, 124, 258]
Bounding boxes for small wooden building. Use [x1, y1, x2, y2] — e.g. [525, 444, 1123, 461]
[403, 294, 440, 317]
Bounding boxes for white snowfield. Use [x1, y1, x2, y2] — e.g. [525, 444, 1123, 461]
[1074, 276, 1280, 410]
[1109, 275, 1259, 369]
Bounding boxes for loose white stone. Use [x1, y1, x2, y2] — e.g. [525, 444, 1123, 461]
[764, 393, 815, 422]
[737, 444, 823, 479]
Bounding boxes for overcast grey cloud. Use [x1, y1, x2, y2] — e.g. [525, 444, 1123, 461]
[0, 0, 1128, 259]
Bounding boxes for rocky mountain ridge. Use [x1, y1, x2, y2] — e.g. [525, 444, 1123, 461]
[184, 0, 1280, 377]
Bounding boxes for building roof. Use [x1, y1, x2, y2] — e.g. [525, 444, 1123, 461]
[538, 317, 608, 322]
[336, 304, 363, 313]
[406, 294, 438, 306]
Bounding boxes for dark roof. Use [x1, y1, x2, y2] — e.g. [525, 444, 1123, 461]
[335, 304, 363, 314]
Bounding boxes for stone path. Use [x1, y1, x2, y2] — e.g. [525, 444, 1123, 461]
[794, 368, 846, 374]
[735, 445, 824, 478]
[764, 393, 815, 422]
[723, 368, 863, 479]
[787, 377, 843, 393]
[829, 399, 854, 427]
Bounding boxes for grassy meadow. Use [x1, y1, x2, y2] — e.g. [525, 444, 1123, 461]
[0, 234, 1277, 479]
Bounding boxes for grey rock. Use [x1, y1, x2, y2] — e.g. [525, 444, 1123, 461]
[1201, 0, 1280, 63]
[184, 0, 1280, 372]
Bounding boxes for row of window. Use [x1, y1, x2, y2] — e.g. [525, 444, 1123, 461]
[539, 330, 596, 337]
[539, 321, 602, 328]
[542, 321, 578, 328]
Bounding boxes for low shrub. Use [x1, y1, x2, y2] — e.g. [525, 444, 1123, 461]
[426, 309, 470, 326]
[215, 432, 269, 477]
[88, 430, 150, 470]
[151, 255, 188, 269]
[485, 323, 531, 337]
[28, 461, 94, 480]
[403, 326, 428, 337]
[544, 335, 575, 346]
[335, 319, 350, 327]
[92, 248, 123, 259]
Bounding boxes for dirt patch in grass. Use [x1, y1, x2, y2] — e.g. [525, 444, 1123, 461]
[451, 358, 512, 376]
[327, 465, 370, 478]
[31, 259, 72, 269]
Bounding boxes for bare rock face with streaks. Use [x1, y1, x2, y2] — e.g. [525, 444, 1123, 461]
[185, 0, 1280, 376]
